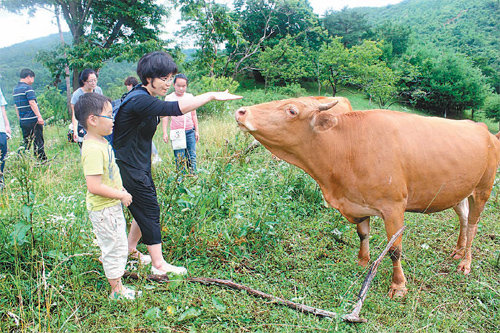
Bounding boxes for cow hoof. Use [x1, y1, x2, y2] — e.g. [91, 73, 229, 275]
[450, 248, 465, 260]
[388, 286, 407, 299]
[357, 258, 369, 267]
[457, 261, 471, 275]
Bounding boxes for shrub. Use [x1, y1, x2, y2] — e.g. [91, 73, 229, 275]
[37, 86, 69, 122]
[189, 76, 239, 116]
[482, 93, 500, 130]
[270, 83, 308, 97]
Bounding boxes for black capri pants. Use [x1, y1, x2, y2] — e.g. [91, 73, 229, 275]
[116, 160, 162, 245]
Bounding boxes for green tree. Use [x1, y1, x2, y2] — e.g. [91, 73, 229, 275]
[233, 0, 324, 49]
[256, 35, 313, 90]
[373, 22, 412, 64]
[322, 7, 373, 48]
[401, 45, 491, 118]
[318, 37, 397, 105]
[349, 41, 399, 107]
[178, 0, 239, 77]
[317, 37, 350, 96]
[1, 0, 168, 89]
[179, 0, 326, 79]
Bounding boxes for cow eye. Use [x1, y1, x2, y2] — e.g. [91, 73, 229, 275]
[287, 107, 298, 116]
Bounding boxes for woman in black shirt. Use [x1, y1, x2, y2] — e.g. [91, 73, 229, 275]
[113, 51, 242, 275]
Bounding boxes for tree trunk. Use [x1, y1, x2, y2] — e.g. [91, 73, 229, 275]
[72, 69, 80, 91]
[55, 7, 73, 119]
[328, 67, 336, 97]
[57, 0, 88, 90]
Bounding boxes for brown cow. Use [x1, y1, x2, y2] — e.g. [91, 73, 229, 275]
[235, 97, 500, 298]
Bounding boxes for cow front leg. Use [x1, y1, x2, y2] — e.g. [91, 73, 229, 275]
[356, 217, 371, 267]
[451, 198, 468, 259]
[382, 209, 407, 298]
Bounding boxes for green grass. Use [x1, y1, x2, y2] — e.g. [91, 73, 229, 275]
[0, 94, 499, 332]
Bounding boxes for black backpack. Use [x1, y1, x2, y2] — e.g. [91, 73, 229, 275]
[106, 85, 148, 145]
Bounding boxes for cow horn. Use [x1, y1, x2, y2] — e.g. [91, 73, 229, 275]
[318, 100, 339, 111]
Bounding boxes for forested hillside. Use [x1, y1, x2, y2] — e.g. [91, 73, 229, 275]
[0, 34, 68, 101]
[356, 0, 499, 92]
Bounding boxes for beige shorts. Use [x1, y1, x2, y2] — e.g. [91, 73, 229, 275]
[88, 204, 128, 279]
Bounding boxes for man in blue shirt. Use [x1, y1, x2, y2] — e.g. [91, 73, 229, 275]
[13, 68, 47, 161]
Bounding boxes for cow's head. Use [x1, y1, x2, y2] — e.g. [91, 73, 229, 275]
[235, 97, 346, 150]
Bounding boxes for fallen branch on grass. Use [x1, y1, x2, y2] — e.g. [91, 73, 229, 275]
[123, 271, 169, 283]
[123, 270, 336, 317]
[187, 277, 337, 318]
[123, 227, 405, 322]
[343, 226, 406, 323]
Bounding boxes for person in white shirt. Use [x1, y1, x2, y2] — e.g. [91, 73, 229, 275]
[0, 86, 11, 188]
[162, 74, 199, 174]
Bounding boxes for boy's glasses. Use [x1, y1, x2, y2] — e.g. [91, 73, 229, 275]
[86, 79, 98, 83]
[96, 114, 113, 121]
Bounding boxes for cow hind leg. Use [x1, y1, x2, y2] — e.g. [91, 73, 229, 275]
[382, 208, 407, 298]
[356, 217, 371, 267]
[451, 198, 469, 259]
[457, 192, 489, 275]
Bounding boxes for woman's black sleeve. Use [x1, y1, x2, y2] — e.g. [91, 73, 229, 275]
[132, 95, 183, 117]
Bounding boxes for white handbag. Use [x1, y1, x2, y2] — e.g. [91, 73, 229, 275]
[170, 115, 187, 150]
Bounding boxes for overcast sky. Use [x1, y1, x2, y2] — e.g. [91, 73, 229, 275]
[0, 0, 403, 48]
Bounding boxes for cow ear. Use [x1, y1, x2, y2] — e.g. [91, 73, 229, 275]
[312, 112, 338, 132]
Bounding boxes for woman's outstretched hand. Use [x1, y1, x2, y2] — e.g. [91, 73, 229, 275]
[211, 90, 243, 101]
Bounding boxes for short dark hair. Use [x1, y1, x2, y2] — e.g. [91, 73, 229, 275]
[78, 68, 97, 87]
[74, 93, 111, 130]
[174, 73, 188, 85]
[20, 68, 35, 79]
[124, 76, 139, 86]
[136, 51, 177, 86]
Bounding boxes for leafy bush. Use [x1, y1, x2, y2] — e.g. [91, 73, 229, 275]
[189, 76, 239, 116]
[270, 83, 308, 97]
[37, 86, 70, 122]
[230, 86, 306, 111]
[482, 93, 500, 130]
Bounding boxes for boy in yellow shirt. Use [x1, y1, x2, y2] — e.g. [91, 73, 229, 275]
[74, 93, 140, 300]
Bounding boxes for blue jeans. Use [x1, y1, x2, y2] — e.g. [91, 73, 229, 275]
[174, 129, 196, 174]
[0, 132, 7, 174]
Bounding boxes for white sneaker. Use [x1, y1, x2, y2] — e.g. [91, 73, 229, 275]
[151, 263, 187, 275]
[109, 286, 142, 300]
